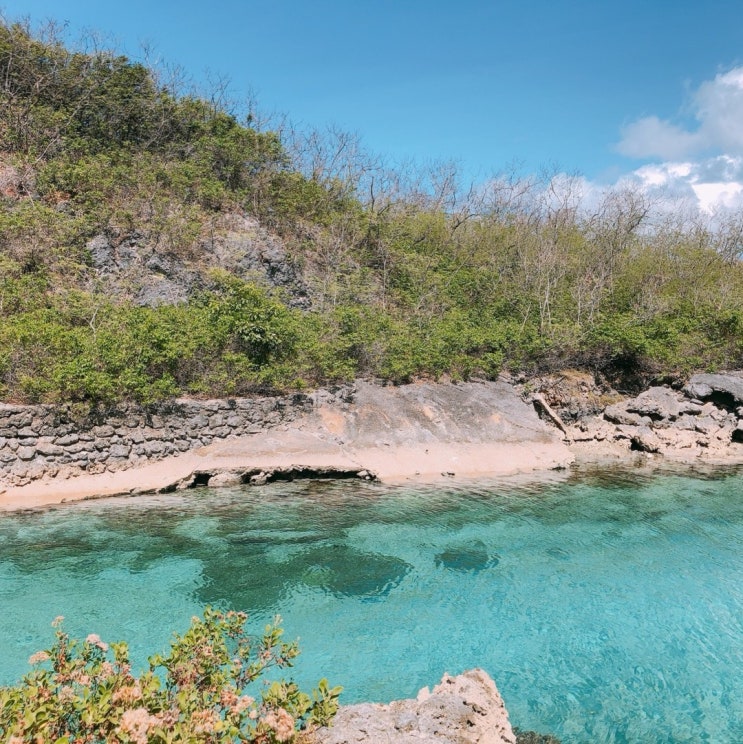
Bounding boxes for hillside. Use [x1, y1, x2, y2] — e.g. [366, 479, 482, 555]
[1, 20, 743, 406]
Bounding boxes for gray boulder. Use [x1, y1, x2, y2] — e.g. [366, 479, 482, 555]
[311, 669, 516, 744]
[630, 427, 662, 453]
[684, 373, 743, 405]
[604, 403, 644, 426]
[626, 386, 683, 420]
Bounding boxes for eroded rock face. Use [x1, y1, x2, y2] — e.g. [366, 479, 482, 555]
[344, 380, 558, 447]
[311, 669, 516, 744]
[522, 371, 621, 423]
[684, 372, 743, 406]
[85, 214, 310, 308]
[564, 372, 743, 460]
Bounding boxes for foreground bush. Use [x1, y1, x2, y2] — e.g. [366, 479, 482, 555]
[0, 608, 341, 743]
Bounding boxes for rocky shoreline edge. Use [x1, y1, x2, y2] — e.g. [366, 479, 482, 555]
[309, 668, 523, 744]
[2, 371, 743, 510]
[528, 369, 743, 462]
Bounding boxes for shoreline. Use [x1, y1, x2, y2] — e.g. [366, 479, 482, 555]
[0, 379, 575, 512]
[0, 433, 575, 512]
[3, 433, 743, 514]
[4, 373, 743, 513]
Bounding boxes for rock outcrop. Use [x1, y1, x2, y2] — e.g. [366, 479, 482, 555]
[554, 373, 743, 460]
[86, 214, 310, 308]
[337, 380, 558, 448]
[7, 370, 743, 497]
[683, 372, 743, 406]
[311, 669, 516, 744]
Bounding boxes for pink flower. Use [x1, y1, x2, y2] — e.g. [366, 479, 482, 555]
[232, 694, 254, 715]
[117, 708, 157, 744]
[262, 707, 295, 742]
[58, 686, 75, 703]
[85, 633, 109, 651]
[220, 689, 238, 707]
[51, 615, 64, 627]
[113, 682, 143, 704]
[191, 708, 220, 734]
[28, 650, 50, 665]
[70, 670, 91, 686]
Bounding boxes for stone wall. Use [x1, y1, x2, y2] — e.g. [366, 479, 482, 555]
[0, 391, 330, 488]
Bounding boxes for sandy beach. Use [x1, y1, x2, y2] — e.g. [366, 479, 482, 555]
[0, 380, 575, 511]
[0, 427, 574, 511]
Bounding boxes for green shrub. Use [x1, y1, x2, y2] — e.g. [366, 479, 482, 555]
[0, 608, 341, 743]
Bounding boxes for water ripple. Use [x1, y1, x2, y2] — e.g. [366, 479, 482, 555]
[0, 466, 742, 743]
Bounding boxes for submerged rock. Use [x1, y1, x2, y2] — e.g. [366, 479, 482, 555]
[435, 540, 500, 573]
[514, 730, 562, 744]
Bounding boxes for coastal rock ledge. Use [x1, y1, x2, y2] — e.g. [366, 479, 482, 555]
[558, 371, 743, 460]
[311, 669, 516, 744]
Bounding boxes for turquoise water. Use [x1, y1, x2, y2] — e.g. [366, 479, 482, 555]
[1, 467, 742, 743]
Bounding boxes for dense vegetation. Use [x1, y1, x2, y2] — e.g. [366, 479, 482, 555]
[1, 19, 743, 405]
[0, 608, 340, 742]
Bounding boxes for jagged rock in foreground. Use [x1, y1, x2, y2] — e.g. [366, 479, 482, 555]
[311, 669, 516, 744]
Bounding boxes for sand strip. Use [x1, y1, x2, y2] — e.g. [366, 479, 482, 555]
[0, 428, 574, 512]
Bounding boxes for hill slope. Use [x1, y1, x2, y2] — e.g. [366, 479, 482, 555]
[1, 19, 743, 405]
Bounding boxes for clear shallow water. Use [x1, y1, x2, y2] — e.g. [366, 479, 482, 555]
[1, 468, 742, 743]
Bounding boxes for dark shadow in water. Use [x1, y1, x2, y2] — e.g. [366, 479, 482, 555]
[195, 541, 411, 610]
[435, 540, 500, 573]
[196, 548, 289, 613]
[285, 544, 411, 601]
[545, 547, 570, 561]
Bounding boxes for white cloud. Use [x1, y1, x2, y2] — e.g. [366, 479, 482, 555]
[616, 155, 743, 214]
[617, 116, 701, 160]
[693, 69, 743, 154]
[610, 69, 743, 214]
[692, 180, 743, 211]
[617, 67, 743, 160]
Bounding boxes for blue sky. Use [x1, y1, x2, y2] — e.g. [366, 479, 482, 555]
[4, 1, 743, 209]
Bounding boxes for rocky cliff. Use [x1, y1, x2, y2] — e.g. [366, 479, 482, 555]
[86, 213, 310, 308]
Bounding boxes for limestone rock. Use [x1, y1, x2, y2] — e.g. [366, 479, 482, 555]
[85, 214, 310, 309]
[35, 440, 63, 456]
[207, 471, 243, 488]
[630, 427, 661, 453]
[626, 386, 684, 421]
[604, 403, 644, 426]
[684, 373, 743, 405]
[342, 380, 559, 448]
[311, 669, 516, 744]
